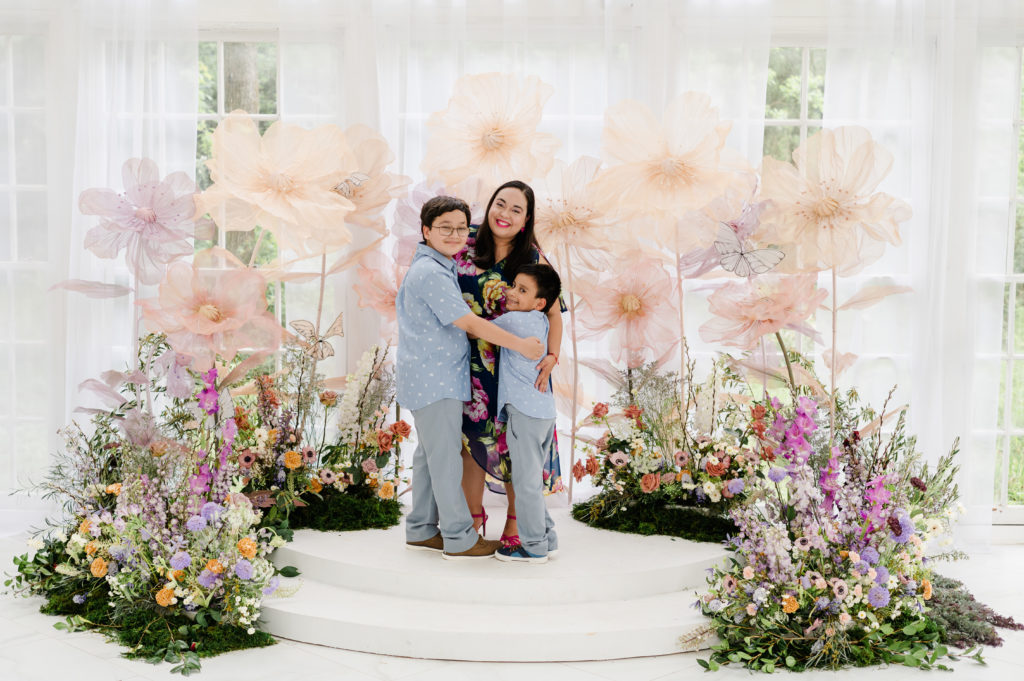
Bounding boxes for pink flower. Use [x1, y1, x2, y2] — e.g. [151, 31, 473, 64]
[742, 566, 755, 580]
[79, 158, 198, 284]
[354, 250, 407, 340]
[361, 458, 378, 474]
[138, 262, 281, 371]
[661, 472, 676, 486]
[609, 452, 628, 467]
[464, 377, 489, 423]
[746, 603, 758, 616]
[577, 255, 680, 368]
[674, 450, 688, 467]
[759, 126, 912, 275]
[640, 473, 661, 493]
[699, 273, 827, 351]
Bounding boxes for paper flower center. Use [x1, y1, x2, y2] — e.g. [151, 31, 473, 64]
[648, 157, 696, 187]
[265, 171, 296, 193]
[481, 128, 506, 151]
[556, 211, 578, 228]
[619, 293, 643, 315]
[134, 207, 157, 223]
[198, 303, 223, 322]
[813, 196, 841, 218]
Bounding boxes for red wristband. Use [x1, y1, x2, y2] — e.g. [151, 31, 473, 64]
[547, 353, 559, 364]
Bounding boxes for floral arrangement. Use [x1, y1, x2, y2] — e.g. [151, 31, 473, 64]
[696, 386, 981, 671]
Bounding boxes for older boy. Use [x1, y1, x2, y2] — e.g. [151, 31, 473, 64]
[398, 196, 545, 560]
[491, 263, 561, 564]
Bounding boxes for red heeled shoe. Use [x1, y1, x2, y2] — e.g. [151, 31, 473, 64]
[471, 510, 488, 535]
[500, 514, 520, 548]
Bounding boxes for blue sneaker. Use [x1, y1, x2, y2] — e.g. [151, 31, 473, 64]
[495, 544, 548, 564]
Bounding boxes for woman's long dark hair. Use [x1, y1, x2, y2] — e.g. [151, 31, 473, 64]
[472, 180, 540, 281]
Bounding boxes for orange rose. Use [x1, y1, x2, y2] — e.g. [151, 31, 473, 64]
[782, 594, 799, 614]
[922, 578, 932, 600]
[623, 405, 644, 427]
[378, 481, 396, 500]
[591, 402, 609, 418]
[377, 429, 394, 452]
[318, 390, 339, 407]
[640, 473, 661, 493]
[85, 541, 98, 556]
[283, 450, 303, 470]
[206, 559, 224, 574]
[572, 459, 586, 482]
[78, 518, 92, 536]
[90, 557, 108, 578]
[309, 477, 323, 494]
[751, 404, 767, 420]
[155, 586, 175, 607]
[237, 537, 258, 560]
[585, 456, 600, 476]
[390, 420, 412, 439]
[705, 455, 730, 478]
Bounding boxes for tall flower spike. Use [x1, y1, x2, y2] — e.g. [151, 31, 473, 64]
[758, 126, 912, 276]
[421, 73, 561, 190]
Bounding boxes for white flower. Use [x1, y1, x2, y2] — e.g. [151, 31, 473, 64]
[26, 538, 44, 551]
[247, 627, 256, 635]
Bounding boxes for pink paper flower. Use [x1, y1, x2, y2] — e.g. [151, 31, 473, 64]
[576, 255, 680, 368]
[759, 126, 912, 275]
[138, 261, 281, 371]
[79, 158, 198, 284]
[699, 273, 827, 351]
[534, 156, 615, 269]
[421, 73, 560, 190]
[354, 250, 407, 341]
[197, 111, 358, 256]
[331, 124, 410, 235]
[390, 180, 485, 266]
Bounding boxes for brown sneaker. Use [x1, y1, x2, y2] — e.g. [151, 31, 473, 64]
[406, 533, 444, 552]
[441, 535, 501, 560]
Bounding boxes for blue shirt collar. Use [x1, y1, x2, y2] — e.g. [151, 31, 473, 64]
[413, 243, 456, 273]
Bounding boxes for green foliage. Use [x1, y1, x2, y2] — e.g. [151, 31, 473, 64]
[929, 573, 1024, 648]
[572, 493, 735, 543]
[289, 485, 402, 532]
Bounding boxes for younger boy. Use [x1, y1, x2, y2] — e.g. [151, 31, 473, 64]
[491, 263, 561, 564]
[398, 196, 545, 560]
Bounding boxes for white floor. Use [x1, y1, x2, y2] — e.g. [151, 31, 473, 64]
[1, 516, 1022, 681]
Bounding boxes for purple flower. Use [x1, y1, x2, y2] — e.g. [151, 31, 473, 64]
[814, 596, 830, 610]
[874, 566, 890, 585]
[189, 464, 212, 494]
[861, 546, 880, 565]
[868, 585, 891, 608]
[727, 479, 746, 495]
[222, 417, 238, 445]
[263, 575, 280, 596]
[854, 560, 869, 573]
[197, 568, 219, 588]
[200, 501, 223, 521]
[234, 559, 254, 580]
[198, 386, 219, 415]
[904, 580, 918, 593]
[767, 467, 788, 483]
[170, 551, 191, 570]
[186, 515, 208, 532]
[73, 594, 87, 604]
[890, 515, 915, 544]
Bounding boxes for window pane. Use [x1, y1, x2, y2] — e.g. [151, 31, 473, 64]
[1015, 204, 1024, 273]
[0, 113, 10, 185]
[0, 272, 9, 340]
[994, 434, 1006, 502]
[1013, 362, 1024, 429]
[1018, 128, 1024, 199]
[766, 47, 802, 119]
[1002, 283, 1012, 352]
[763, 125, 799, 162]
[0, 193, 10, 261]
[1017, 283, 1024, 354]
[1010, 436, 1024, 504]
[199, 41, 218, 114]
[224, 42, 277, 115]
[14, 344, 47, 416]
[808, 48, 826, 120]
[0, 346, 10, 416]
[226, 226, 278, 269]
[11, 35, 44, 107]
[16, 191, 47, 261]
[13, 270, 46, 342]
[0, 36, 8, 106]
[14, 112, 46, 185]
[196, 119, 217, 190]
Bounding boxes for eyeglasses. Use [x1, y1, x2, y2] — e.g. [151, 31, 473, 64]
[431, 225, 470, 237]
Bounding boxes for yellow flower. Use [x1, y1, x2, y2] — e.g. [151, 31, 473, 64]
[90, 557, 108, 578]
[377, 481, 395, 500]
[105, 483, 122, 496]
[782, 595, 799, 614]
[167, 569, 184, 581]
[155, 586, 175, 607]
[922, 578, 932, 601]
[206, 559, 224, 574]
[78, 518, 92, 536]
[308, 477, 323, 494]
[283, 450, 303, 470]
[85, 541, 98, 556]
[237, 537, 258, 560]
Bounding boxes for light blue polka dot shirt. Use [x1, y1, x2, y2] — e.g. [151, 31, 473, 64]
[395, 244, 471, 411]
[493, 310, 555, 422]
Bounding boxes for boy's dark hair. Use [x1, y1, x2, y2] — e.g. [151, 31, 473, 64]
[516, 263, 561, 313]
[420, 195, 471, 242]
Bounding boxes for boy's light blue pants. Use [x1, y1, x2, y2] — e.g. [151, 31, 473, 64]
[505, 405, 558, 556]
[406, 398, 479, 553]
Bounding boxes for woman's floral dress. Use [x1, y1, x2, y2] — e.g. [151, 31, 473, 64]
[455, 226, 563, 493]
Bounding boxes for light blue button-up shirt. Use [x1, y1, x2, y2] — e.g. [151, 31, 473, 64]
[395, 244, 471, 411]
[492, 310, 554, 422]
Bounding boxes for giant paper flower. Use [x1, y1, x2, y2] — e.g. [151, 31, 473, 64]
[138, 261, 281, 371]
[421, 73, 560, 190]
[390, 179, 485, 267]
[758, 126, 911, 275]
[198, 111, 357, 256]
[331, 124, 410, 235]
[353, 250, 407, 342]
[576, 256, 680, 368]
[588, 92, 749, 235]
[534, 156, 616, 272]
[699, 273, 827, 351]
[79, 158, 197, 284]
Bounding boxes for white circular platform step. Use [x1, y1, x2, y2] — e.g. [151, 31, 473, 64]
[260, 507, 727, 661]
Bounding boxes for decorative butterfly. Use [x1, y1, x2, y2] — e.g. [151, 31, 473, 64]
[290, 312, 344, 360]
[713, 223, 785, 278]
[332, 172, 372, 198]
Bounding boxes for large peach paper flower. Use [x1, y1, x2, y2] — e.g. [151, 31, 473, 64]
[198, 111, 357, 256]
[331, 124, 410, 235]
[534, 156, 616, 272]
[758, 126, 911, 275]
[421, 73, 560, 190]
[353, 250, 407, 342]
[699, 273, 827, 351]
[138, 261, 281, 371]
[79, 158, 198, 284]
[589, 92, 748, 234]
[576, 256, 680, 368]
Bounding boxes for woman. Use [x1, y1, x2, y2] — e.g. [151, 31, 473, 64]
[454, 180, 563, 545]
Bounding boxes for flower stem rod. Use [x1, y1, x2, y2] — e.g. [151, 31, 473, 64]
[774, 332, 797, 400]
[829, 265, 837, 445]
[562, 244, 581, 504]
